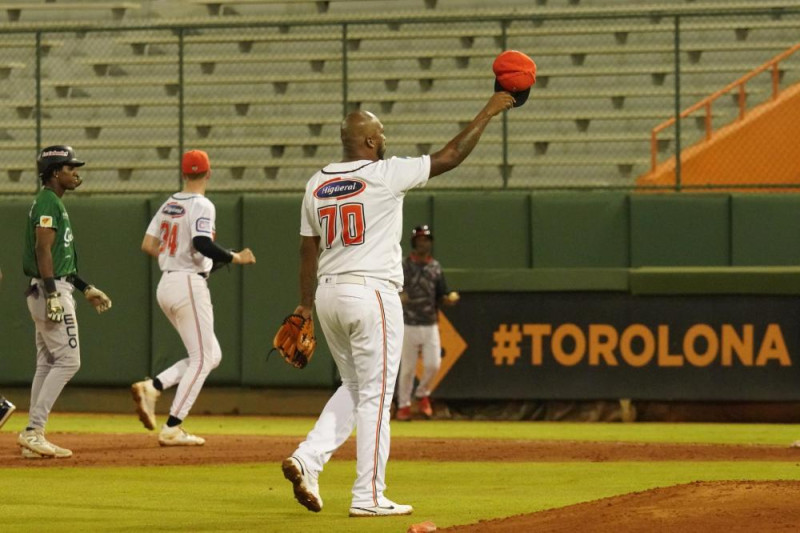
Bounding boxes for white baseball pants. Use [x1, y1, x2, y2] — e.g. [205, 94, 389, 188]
[155, 272, 221, 421]
[397, 324, 441, 408]
[294, 275, 403, 508]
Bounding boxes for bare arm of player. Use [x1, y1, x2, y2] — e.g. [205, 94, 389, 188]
[428, 92, 515, 178]
[35, 227, 57, 280]
[141, 234, 160, 258]
[294, 236, 320, 320]
[232, 248, 256, 264]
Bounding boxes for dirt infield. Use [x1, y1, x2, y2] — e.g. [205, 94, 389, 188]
[2, 433, 799, 531]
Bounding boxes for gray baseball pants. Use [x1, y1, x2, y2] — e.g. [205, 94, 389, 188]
[25, 279, 81, 429]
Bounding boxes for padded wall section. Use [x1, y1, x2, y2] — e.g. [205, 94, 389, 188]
[531, 192, 630, 267]
[433, 192, 531, 268]
[731, 195, 800, 266]
[204, 194, 243, 384]
[67, 197, 152, 385]
[630, 195, 731, 267]
[241, 195, 335, 387]
[0, 198, 38, 385]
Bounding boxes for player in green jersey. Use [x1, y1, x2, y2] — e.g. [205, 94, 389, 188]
[18, 146, 113, 459]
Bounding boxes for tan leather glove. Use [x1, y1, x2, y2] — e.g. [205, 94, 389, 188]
[84, 286, 112, 314]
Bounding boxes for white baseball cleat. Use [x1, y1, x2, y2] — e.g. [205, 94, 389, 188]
[21, 441, 72, 459]
[131, 378, 160, 430]
[349, 498, 413, 518]
[790, 440, 800, 448]
[47, 440, 73, 458]
[158, 425, 205, 446]
[17, 428, 56, 457]
[282, 456, 323, 512]
[0, 398, 16, 429]
[21, 446, 48, 459]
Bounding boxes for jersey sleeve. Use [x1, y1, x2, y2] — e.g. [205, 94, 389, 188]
[384, 155, 431, 197]
[31, 194, 61, 230]
[190, 198, 216, 240]
[299, 185, 319, 237]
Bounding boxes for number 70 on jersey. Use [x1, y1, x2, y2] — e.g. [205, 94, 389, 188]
[318, 203, 365, 248]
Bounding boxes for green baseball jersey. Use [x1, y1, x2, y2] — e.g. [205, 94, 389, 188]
[23, 188, 78, 278]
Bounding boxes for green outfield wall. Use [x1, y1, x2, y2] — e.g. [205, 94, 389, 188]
[1, 191, 799, 390]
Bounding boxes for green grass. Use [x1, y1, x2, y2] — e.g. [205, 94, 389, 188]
[2, 461, 800, 532]
[4, 414, 800, 531]
[5, 413, 800, 446]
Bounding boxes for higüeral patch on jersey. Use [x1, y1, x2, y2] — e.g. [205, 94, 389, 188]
[162, 203, 186, 217]
[314, 178, 367, 200]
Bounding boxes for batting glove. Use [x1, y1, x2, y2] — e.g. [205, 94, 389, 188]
[46, 292, 64, 322]
[84, 286, 112, 314]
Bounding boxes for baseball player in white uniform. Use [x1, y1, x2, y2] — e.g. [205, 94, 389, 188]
[131, 150, 256, 446]
[281, 91, 514, 517]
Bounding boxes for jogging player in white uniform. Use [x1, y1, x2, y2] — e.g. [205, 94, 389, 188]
[281, 91, 514, 518]
[131, 150, 256, 446]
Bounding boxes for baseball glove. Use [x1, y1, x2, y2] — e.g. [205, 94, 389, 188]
[272, 314, 316, 369]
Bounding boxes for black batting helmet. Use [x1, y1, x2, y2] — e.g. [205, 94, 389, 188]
[37, 145, 85, 181]
[410, 225, 433, 246]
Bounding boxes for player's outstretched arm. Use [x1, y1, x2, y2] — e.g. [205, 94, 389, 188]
[429, 92, 515, 178]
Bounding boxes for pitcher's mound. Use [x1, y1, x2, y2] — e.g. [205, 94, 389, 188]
[444, 480, 800, 532]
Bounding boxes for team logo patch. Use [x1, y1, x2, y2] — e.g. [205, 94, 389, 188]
[162, 203, 186, 217]
[39, 215, 53, 228]
[196, 217, 212, 234]
[313, 178, 367, 200]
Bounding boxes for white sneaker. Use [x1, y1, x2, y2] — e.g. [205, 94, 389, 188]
[0, 398, 16, 429]
[282, 456, 323, 512]
[131, 379, 160, 430]
[349, 498, 413, 518]
[158, 425, 205, 446]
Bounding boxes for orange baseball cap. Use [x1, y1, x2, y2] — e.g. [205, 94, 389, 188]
[181, 149, 210, 174]
[493, 50, 536, 108]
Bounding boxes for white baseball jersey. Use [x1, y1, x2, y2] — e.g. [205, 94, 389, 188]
[300, 156, 431, 285]
[146, 193, 216, 274]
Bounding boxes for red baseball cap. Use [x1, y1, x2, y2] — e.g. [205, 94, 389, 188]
[493, 50, 537, 108]
[182, 149, 210, 174]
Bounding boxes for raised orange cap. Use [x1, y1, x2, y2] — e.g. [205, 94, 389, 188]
[493, 50, 536, 107]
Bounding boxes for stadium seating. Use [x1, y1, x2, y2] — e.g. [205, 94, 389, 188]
[1, 2, 140, 23]
[0, 1, 797, 191]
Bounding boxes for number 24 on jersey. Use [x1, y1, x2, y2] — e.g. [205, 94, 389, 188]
[159, 221, 178, 256]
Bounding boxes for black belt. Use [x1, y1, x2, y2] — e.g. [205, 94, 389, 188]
[33, 275, 74, 283]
